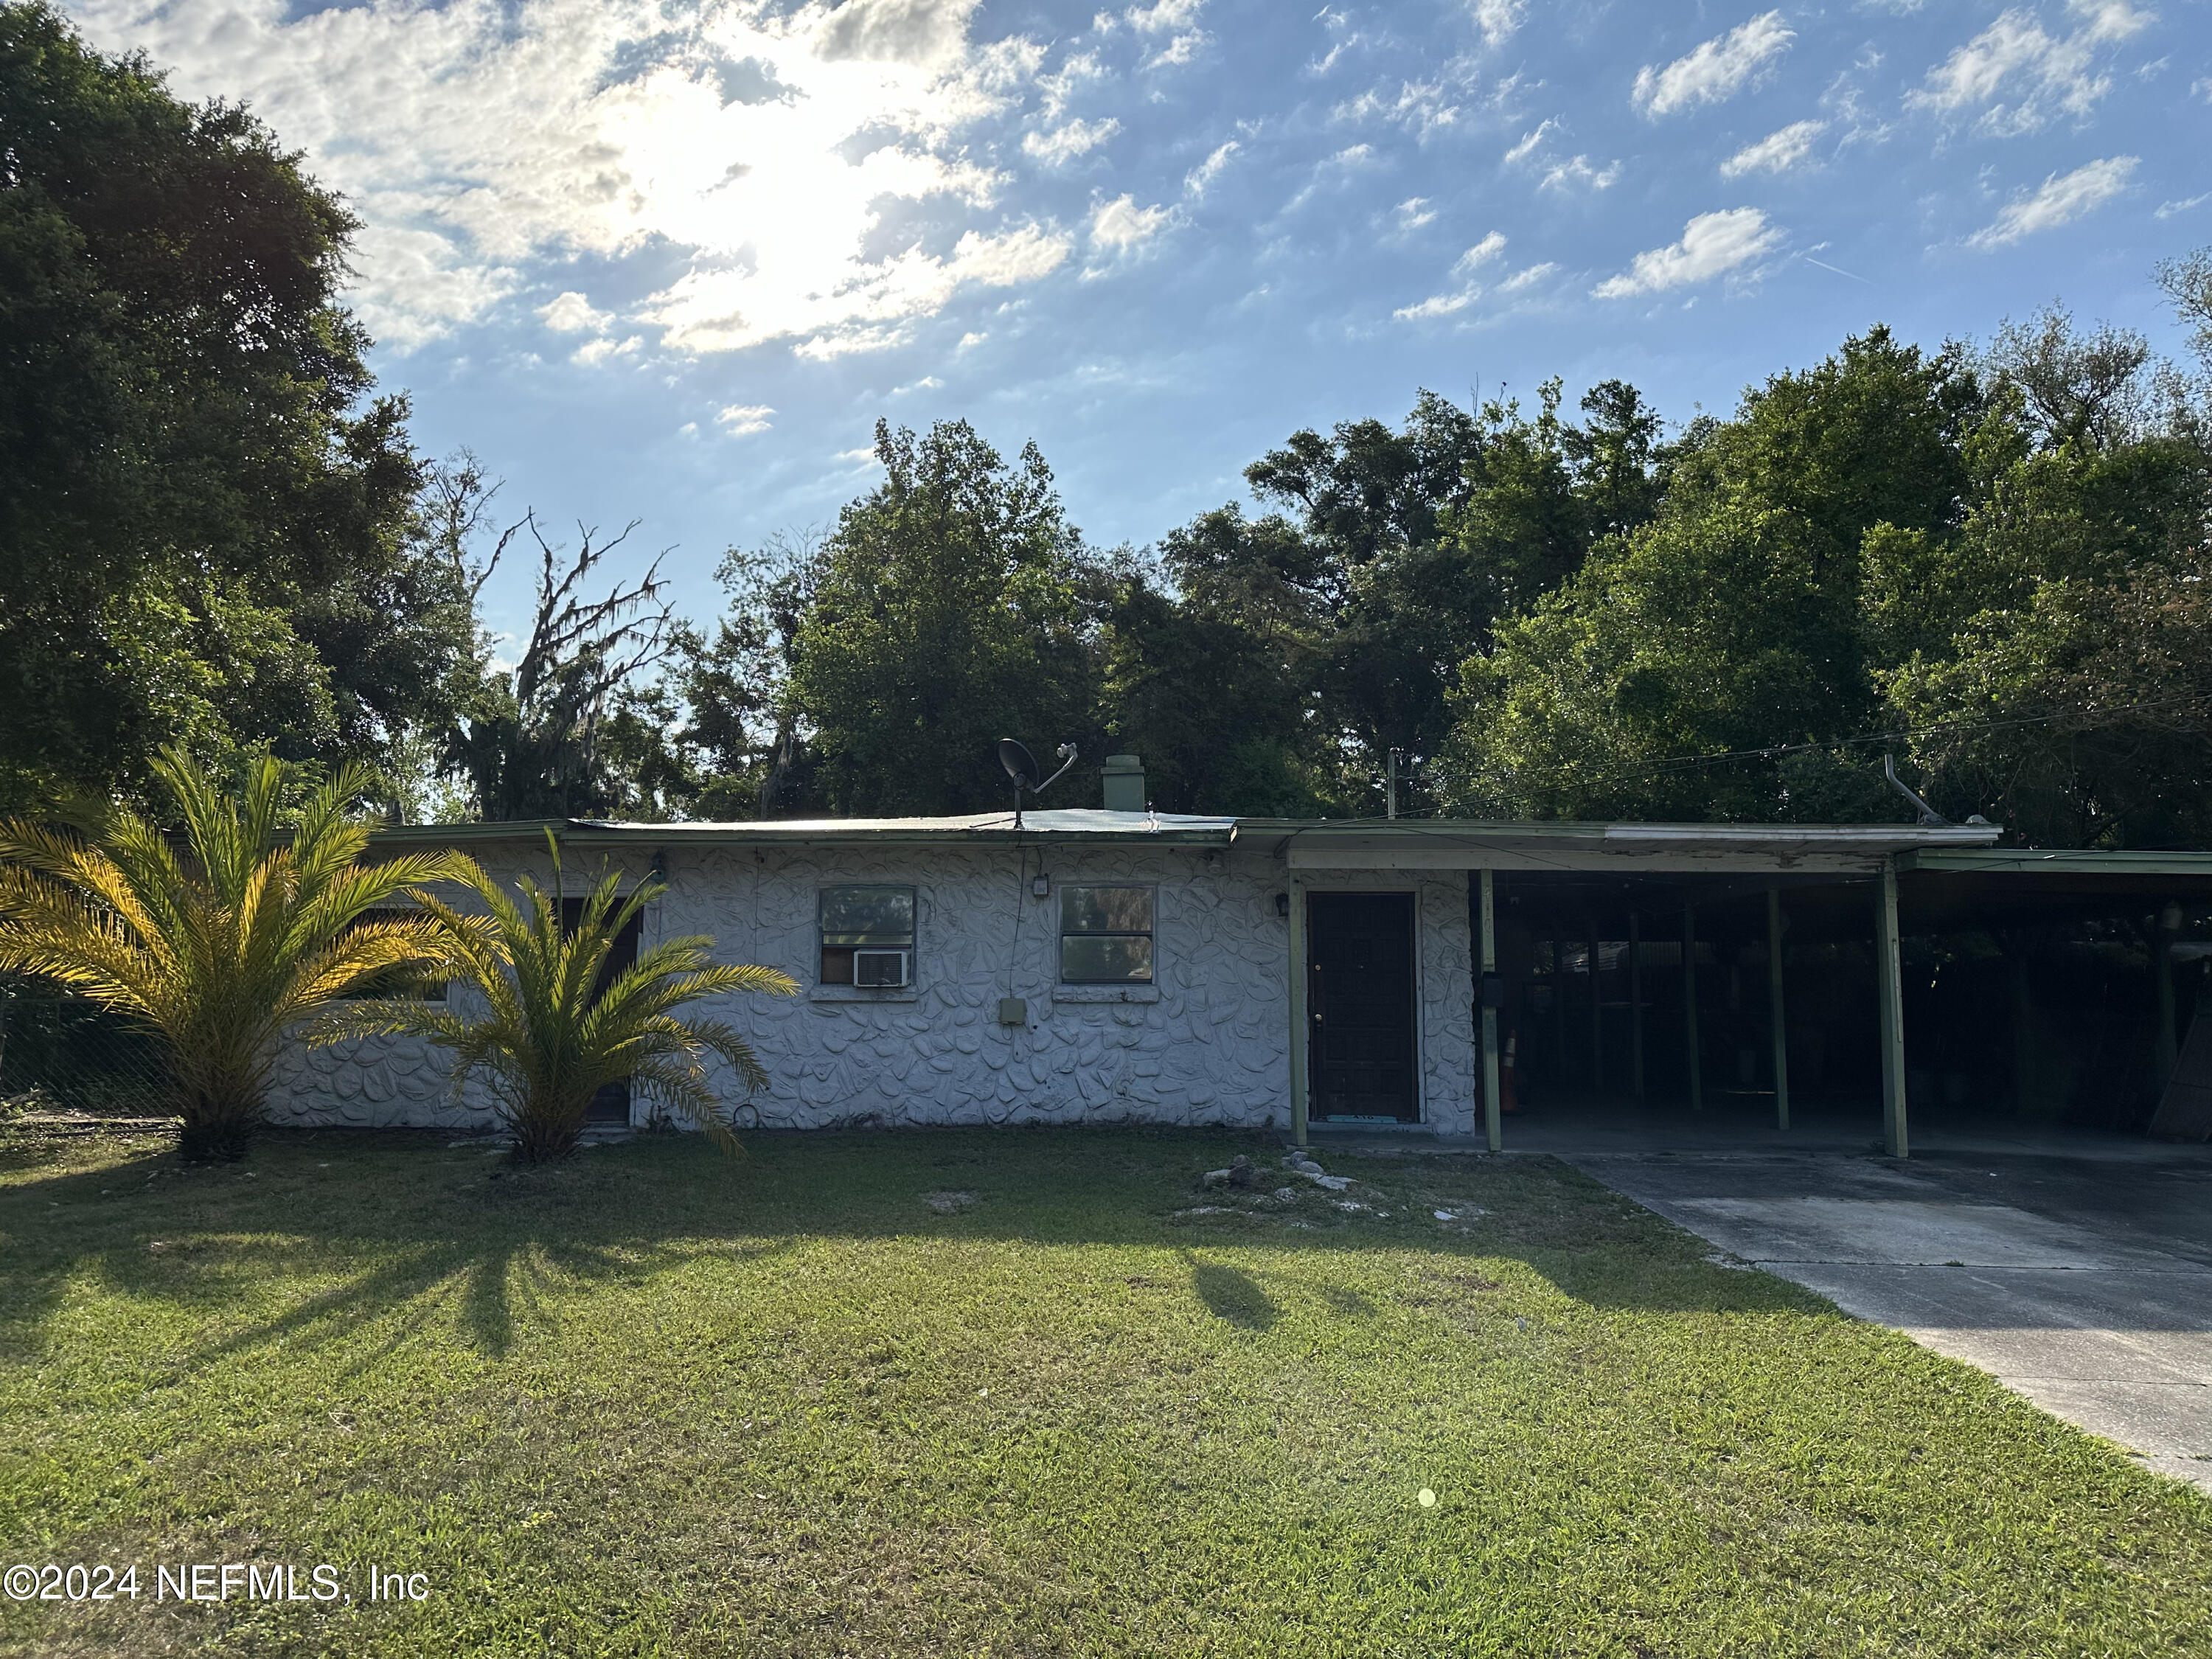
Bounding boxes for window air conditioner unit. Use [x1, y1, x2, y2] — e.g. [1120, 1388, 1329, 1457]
[853, 949, 910, 989]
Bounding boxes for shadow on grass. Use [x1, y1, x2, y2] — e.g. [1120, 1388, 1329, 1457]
[0, 1124, 1827, 1370]
[1185, 1253, 1279, 1329]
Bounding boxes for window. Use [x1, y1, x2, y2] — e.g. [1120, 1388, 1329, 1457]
[1060, 886, 1154, 984]
[335, 908, 447, 1001]
[820, 885, 915, 987]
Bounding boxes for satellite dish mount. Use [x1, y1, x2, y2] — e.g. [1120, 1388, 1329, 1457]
[1882, 753, 1950, 827]
[998, 737, 1077, 829]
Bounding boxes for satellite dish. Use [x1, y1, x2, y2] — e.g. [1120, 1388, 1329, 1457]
[998, 737, 1041, 790]
[996, 737, 1077, 827]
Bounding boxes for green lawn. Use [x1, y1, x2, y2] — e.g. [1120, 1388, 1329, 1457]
[1, 1124, 2206, 1657]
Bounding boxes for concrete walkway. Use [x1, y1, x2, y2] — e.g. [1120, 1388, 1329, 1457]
[1565, 1144, 2212, 1494]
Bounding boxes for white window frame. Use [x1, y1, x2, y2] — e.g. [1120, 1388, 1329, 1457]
[1057, 883, 1158, 986]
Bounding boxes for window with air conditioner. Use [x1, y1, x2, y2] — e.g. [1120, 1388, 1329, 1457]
[820, 885, 916, 988]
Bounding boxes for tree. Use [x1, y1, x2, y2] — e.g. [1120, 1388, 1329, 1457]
[1869, 307, 2212, 845]
[1443, 330, 1985, 821]
[1126, 385, 1666, 814]
[673, 539, 826, 821]
[0, 748, 467, 1158]
[775, 420, 1105, 815]
[340, 850, 796, 1162]
[440, 512, 685, 821]
[0, 4, 472, 809]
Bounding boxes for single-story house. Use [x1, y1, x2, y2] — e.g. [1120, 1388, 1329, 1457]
[276, 754, 2212, 1156]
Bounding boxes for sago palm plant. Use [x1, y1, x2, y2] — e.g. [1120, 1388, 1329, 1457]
[335, 849, 796, 1162]
[0, 749, 471, 1160]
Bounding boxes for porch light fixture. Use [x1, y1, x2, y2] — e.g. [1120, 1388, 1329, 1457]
[1275, 892, 1290, 919]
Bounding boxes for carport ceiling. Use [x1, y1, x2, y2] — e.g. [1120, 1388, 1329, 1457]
[1492, 853, 2212, 945]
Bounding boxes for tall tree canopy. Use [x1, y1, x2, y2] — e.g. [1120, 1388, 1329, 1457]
[1099, 382, 1667, 814]
[1442, 316, 2212, 844]
[0, 1, 470, 810]
[737, 420, 1105, 817]
[678, 299, 2209, 850]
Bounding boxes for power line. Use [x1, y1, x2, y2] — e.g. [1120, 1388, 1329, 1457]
[1550, 690, 2212, 790]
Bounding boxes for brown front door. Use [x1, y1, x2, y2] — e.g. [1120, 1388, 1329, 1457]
[558, 897, 643, 1124]
[1307, 892, 1419, 1123]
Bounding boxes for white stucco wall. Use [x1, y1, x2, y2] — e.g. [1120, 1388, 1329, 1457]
[269, 838, 1477, 1137]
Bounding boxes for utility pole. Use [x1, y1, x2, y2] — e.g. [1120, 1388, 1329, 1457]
[1386, 749, 1401, 819]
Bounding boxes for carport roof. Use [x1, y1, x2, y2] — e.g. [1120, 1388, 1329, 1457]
[1251, 818, 2000, 874]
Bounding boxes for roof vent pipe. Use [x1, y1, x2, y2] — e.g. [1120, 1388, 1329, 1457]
[1103, 754, 1145, 813]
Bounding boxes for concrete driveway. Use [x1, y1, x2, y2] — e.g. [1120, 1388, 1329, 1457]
[1567, 1144, 2212, 1493]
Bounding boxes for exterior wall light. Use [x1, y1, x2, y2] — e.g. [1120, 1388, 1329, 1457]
[1275, 892, 1290, 919]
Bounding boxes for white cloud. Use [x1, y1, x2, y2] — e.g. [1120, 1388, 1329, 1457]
[1089, 193, 1173, 251]
[1146, 32, 1207, 68]
[1908, 1, 2154, 136]
[1336, 79, 1462, 137]
[1395, 197, 1438, 230]
[1634, 13, 1795, 117]
[1541, 156, 1621, 192]
[1023, 116, 1121, 164]
[1117, 0, 1205, 31]
[1037, 51, 1107, 119]
[540, 291, 613, 333]
[716, 403, 775, 436]
[1720, 119, 1827, 177]
[1498, 261, 1557, 291]
[1470, 0, 1526, 49]
[1395, 289, 1481, 321]
[1966, 155, 2137, 247]
[1503, 118, 1557, 164]
[1593, 208, 1783, 296]
[662, 221, 1072, 358]
[1185, 141, 1239, 196]
[2156, 192, 2209, 219]
[1455, 232, 1509, 271]
[64, 0, 1068, 359]
[1394, 232, 1510, 319]
[572, 334, 641, 366]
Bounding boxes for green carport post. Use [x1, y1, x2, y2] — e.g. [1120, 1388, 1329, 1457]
[1875, 857, 1910, 1158]
[1289, 877, 1310, 1151]
[1481, 869, 1502, 1152]
[1767, 886, 1790, 1132]
[1683, 900, 1703, 1113]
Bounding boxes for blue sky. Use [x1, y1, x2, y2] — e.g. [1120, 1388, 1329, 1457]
[63, 0, 2212, 639]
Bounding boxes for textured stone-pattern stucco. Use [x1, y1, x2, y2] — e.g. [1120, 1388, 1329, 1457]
[271, 842, 1477, 1135]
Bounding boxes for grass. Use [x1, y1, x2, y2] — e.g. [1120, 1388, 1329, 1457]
[1, 1123, 2208, 1658]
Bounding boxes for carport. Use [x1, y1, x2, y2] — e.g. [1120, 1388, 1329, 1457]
[1272, 820, 2212, 1157]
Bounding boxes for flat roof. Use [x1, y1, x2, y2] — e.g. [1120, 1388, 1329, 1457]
[370, 809, 1242, 849]
[370, 811, 2001, 869]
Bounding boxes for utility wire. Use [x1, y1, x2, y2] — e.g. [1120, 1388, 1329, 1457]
[1395, 688, 2212, 806]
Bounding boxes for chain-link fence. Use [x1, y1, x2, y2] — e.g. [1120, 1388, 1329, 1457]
[0, 978, 172, 1120]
